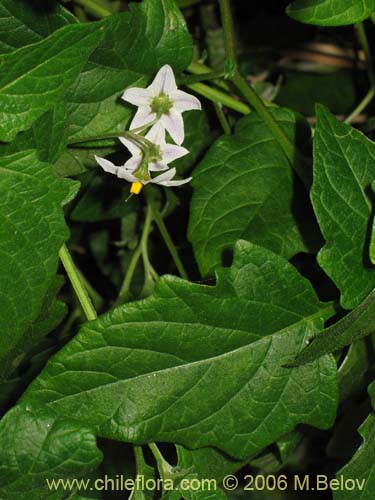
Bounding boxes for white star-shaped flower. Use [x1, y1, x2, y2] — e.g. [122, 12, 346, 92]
[122, 64, 201, 145]
[95, 124, 191, 194]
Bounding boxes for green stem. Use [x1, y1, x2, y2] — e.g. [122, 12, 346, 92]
[148, 443, 168, 475]
[214, 103, 231, 134]
[187, 81, 250, 114]
[69, 129, 154, 148]
[74, 0, 112, 17]
[188, 61, 231, 91]
[219, 0, 310, 187]
[59, 244, 97, 321]
[148, 199, 189, 280]
[179, 70, 226, 85]
[231, 72, 295, 163]
[77, 269, 104, 310]
[115, 205, 153, 306]
[345, 87, 375, 125]
[219, 0, 237, 62]
[345, 22, 375, 125]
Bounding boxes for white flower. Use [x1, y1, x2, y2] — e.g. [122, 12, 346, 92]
[119, 122, 188, 173]
[94, 124, 191, 194]
[122, 64, 201, 145]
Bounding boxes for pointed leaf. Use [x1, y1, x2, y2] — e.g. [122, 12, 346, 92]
[0, 21, 103, 141]
[287, 0, 375, 26]
[0, 151, 77, 378]
[0, 404, 102, 500]
[312, 105, 375, 310]
[188, 108, 309, 276]
[0, 0, 76, 54]
[22, 241, 337, 460]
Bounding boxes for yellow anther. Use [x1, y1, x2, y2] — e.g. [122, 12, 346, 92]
[130, 181, 143, 195]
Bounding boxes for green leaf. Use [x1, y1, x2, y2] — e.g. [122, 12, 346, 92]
[188, 108, 309, 277]
[334, 412, 375, 500]
[66, 0, 193, 144]
[0, 21, 104, 142]
[23, 241, 337, 460]
[312, 105, 375, 310]
[0, 0, 76, 54]
[286, 0, 375, 26]
[0, 404, 102, 500]
[291, 289, 375, 366]
[1, 104, 70, 164]
[0, 151, 77, 379]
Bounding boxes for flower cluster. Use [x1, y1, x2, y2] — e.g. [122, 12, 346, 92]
[95, 64, 201, 195]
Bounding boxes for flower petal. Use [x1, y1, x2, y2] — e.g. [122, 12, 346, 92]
[161, 110, 184, 145]
[160, 177, 192, 187]
[150, 167, 177, 184]
[160, 144, 189, 164]
[122, 87, 151, 107]
[146, 121, 166, 145]
[95, 156, 118, 175]
[119, 136, 142, 156]
[129, 107, 157, 131]
[123, 156, 141, 171]
[171, 89, 202, 112]
[149, 64, 177, 95]
[117, 168, 139, 182]
[149, 161, 169, 172]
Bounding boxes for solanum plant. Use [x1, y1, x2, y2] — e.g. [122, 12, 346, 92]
[1, 0, 375, 499]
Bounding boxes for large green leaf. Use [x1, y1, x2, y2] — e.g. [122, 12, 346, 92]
[0, 21, 103, 142]
[0, 151, 77, 379]
[286, 0, 375, 26]
[0, 404, 102, 500]
[22, 241, 337, 460]
[66, 0, 193, 144]
[188, 108, 308, 277]
[0, 0, 76, 54]
[312, 105, 375, 310]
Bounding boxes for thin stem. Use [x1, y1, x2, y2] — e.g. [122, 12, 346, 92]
[69, 129, 154, 149]
[345, 87, 375, 125]
[115, 205, 153, 306]
[59, 244, 97, 321]
[219, 0, 310, 188]
[187, 82, 250, 114]
[214, 103, 231, 134]
[219, 0, 237, 62]
[357, 22, 374, 86]
[231, 72, 294, 162]
[188, 61, 231, 91]
[77, 269, 104, 310]
[345, 22, 375, 124]
[179, 70, 226, 85]
[74, 0, 112, 17]
[148, 443, 167, 474]
[148, 199, 189, 280]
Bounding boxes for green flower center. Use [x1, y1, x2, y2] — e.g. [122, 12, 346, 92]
[151, 93, 173, 117]
[133, 144, 162, 181]
[134, 160, 151, 182]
